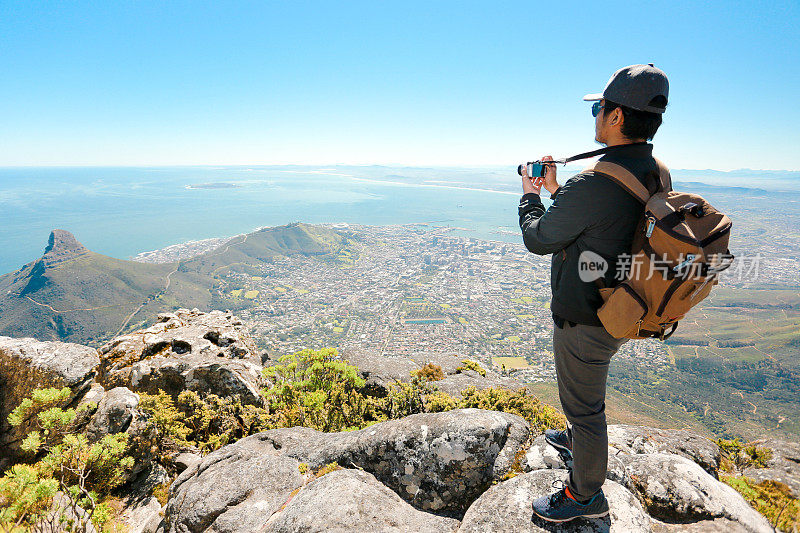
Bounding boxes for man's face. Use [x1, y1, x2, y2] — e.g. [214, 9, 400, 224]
[594, 99, 607, 144]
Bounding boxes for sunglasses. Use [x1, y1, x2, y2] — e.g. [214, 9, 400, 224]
[591, 101, 605, 117]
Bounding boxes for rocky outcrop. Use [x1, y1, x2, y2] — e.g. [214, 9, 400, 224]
[99, 309, 265, 405]
[1, 312, 791, 533]
[165, 441, 304, 533]
[264, 469, 460, 532]
[40, 229, 90, 267]
[607, 424, 721, 476]
[742, 437, 800, 497]
[620, 453, 772, 532]
[170, 408, 529, 519]
[0, 336, 100, 469]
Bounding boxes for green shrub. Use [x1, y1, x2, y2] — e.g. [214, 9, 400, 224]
[423, 390, 459, 413]
[0, 387, 131, 532]
[717, 438, 773, 471]
[138, 390, 272, 455]
[458, 386, 566, 433]
[263, 347, 370, 432]
[456, 359, 486, 377]
[380, 375, 438, 421]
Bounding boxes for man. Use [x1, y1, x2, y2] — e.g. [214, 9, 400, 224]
[518, 64, 669, 522]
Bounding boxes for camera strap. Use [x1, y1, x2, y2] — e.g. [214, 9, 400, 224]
[550, 142, 650, 165]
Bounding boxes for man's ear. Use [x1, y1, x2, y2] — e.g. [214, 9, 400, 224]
[610, 107, 623, 127]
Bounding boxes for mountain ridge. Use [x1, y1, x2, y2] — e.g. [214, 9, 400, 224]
[0, 223, 343, 345]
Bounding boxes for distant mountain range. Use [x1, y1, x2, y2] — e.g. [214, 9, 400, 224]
[0, 223, 342, 345]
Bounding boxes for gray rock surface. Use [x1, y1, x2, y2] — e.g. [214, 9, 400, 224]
[521, 434, 632, 486]
[0, 336, 100, 470]
[523, 434, 572, 471]
[98, 309, 265, 405]
[120, 463, 170, 533]
[651, 517, 753, 533]
[742, 437, 800, 497]
[255, 408, 529, 515]
[619, 453, 772, 533]
[84, 386, 154, 480]
[122, 495, 163, 533]
[86, 386, 144, 439]
[435, 371, 525, 398]
[607, 424, 720, 476]
[341, 349, 525, 399]
[173, 452, 202, 473]
[35, 491, 98, 533]
[459, 469, 652, 532]
[265, 468, 460, 532]
[339, 351, 421, 396]
[165, 437, 304, 533]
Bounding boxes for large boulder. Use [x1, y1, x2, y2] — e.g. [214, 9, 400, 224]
[459, 469, 652, 532]
[165, 438, 304, 533]
[619, 453, 772, 533]
[98, 309, 265, 405]
[607, 424, 720, 476]
[84, 386, 154, 480]
[260, 408, 529, 515]
[85, 387, 145, 440]
[169, 408, 528, 519]
[0, 336, 99, 470]
[264, 469, 460, 532]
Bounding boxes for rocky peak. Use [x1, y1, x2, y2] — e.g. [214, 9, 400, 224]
[40, 229, 89, 267]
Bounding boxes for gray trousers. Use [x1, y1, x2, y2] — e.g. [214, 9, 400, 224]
[553, 321, 628, 501]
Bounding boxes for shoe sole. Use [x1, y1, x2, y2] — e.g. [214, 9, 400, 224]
[532, 509, 610, 522]
[544, 435, 573, 457]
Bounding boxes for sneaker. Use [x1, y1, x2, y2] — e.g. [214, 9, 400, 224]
[544, 428, 573, 461]
[532, 480, 609, 523]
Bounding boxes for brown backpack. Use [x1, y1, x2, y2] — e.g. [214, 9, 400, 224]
[589, 158, 734, 340]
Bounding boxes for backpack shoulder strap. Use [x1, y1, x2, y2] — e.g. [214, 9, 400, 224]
[585, 161, 651, 204]
[654, 157, 672, 191]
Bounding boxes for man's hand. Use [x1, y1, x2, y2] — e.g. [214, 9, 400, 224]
[540, 155, 561, 195]
[520, 165, 543, 195]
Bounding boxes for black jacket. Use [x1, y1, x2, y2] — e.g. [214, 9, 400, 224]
[518, 142, 661, 326]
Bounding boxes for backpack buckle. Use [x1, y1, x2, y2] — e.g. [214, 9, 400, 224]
[645, 216, 656, 238]
[673, 254, 697, 272]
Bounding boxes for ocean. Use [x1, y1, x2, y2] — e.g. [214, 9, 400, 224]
[0, 165, 531, 274]
[1, 164, 798, 274]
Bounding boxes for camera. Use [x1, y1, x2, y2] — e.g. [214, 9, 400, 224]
[517, 161, 549, 178]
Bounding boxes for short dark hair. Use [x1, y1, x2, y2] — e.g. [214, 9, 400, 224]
[603, 97, 665, 141]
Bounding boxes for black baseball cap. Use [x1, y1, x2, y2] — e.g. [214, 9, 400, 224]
[583, 63, 669, 114]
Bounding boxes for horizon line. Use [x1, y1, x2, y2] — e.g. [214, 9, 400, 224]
[1, 163, 798, 173]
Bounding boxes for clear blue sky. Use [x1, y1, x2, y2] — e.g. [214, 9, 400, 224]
[1, 0, 798, 170]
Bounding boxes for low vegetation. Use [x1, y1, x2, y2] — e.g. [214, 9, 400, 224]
[456, 359, 486, 377]
[717, 438, 799, 531]
[412, 363, 445, 382]
[135, 348, 565, 455]
[717, 438, 773, 472]
[722, 476, 799, 532]
[0, 388, 131, 532]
